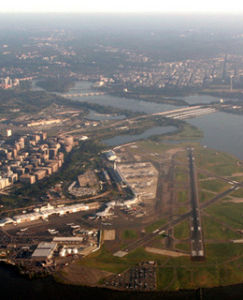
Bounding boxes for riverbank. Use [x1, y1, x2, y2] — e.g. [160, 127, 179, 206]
[2, 260, 243, 300]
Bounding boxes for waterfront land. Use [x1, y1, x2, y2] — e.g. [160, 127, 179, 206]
[53, 139, 243, 291]
[2, 15, 243, 296]
[1, 85, 243, 291]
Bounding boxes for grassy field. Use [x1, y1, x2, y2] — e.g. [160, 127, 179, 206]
[203, 216, 241, 240]
[157, 267, 174, 290]
[145, 218, 168, 233]
[198, 173, 209, 180]
[122, 229, 137, 239]
[194, 147, 243, 176]
[199, 190, 215, 203]
[175, 243, 190, 252]
[175, 206, 189, 215]
[200, 179, 230, 193]
[161, 124, 203, 141]
[231, 188, 243, 198]
[174, 220, 190, 240]
[79, 212, 243, 291]
[75, 141, 243, 291]
[175, 168, 188, 186]
[177, 191, 188, 203]
[136, 140, 172, 154]
[205, 202, 243, 229]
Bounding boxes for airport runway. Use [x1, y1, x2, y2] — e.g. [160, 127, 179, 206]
[188, 148, 204, 259]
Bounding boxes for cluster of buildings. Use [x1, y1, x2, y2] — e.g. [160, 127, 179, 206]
[0, 130, 75, 190]
[0, 202, 100, 227]
[0, 76, 20, 89]
[103, 57, 225, 90]
[31, 229, 100, 263]
[93, 49, 243, 91]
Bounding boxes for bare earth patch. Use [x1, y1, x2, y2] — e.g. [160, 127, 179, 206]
[58, 263, 112, 286]
[226, 197, 243, 203]
[104, 229, 116, 241]
[232, 173, 243, 176]
[145, 247, 189, 257]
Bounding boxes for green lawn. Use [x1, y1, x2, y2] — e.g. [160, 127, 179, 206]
[145, 218, 168, 233]
[203, 216, 241, 240]
[175, 243, 190, 252]
[200, 179, 230, 193]
[122, 229, 137, 239]
[157, 267, 174, 290]
[177, 191, 188, 203]
[199, 190, 215, 203]
[231, 188, 243, 198]
[206, 202, 243, 229]
[174, 220, 190, 240]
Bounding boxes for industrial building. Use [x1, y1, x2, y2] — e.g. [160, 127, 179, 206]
[32, 242, 57, 261]
[53, 237, 84, 244]
[0, 202, 98, 226]
[103, 150, 117, 161]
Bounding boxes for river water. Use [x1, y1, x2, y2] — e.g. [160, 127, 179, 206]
[60, 81, 180, 114]
[61, 82, 243, 160]
[188, 111, 243, 160]
[32, 80, 243, 160]
[104, 126, 176, 146]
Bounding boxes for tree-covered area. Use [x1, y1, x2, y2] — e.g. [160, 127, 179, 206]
[0, 88, 140, 120]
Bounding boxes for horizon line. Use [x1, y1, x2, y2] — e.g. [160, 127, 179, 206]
[1, 11, 243, 15]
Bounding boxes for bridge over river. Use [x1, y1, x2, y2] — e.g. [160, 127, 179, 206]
[62, 92, 105, 98]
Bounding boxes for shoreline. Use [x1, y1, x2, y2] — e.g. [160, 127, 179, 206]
[2, 260, 243, 299]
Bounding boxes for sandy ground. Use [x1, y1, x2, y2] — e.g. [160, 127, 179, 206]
[232, 172, 243, 176]
[145, 247, 189, 257]
[104, 229, 116, 240]
[226, 197, 243, 203]
[58, 263, 112, 286]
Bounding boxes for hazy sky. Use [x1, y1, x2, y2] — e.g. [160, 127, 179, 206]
[1, 0, 243, 13]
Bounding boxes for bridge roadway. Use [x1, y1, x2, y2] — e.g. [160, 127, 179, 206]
[62, 92, 105, 97]
[129, 105, 217, 122]
[152, 106, 216, 120]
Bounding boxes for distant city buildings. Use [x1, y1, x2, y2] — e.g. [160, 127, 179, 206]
[0, 77, 19, 89]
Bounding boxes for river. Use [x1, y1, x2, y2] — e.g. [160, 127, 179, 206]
[63, 82, 243, 160]
[104, 126, 176, 146]
[32, 80, 243, 159]
[188, 111, 243, 160]
[60, 81, 181, 114]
